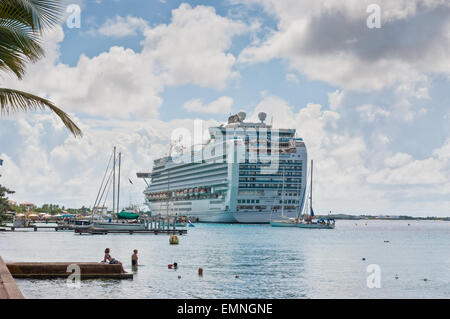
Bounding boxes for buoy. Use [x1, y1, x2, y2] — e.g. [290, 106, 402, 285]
[178, 275, 181, 279]
[235, 275, 239, 279]
[362, 258, 366, 261]
[422, 278, 428, 282]
[198, 268, 203, 276]
[169, 235, 179, 245]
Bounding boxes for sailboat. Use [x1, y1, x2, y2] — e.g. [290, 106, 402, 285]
[270, 160, 335, 229]
[270, 168, 300, 227]
[91, 147, 146, 231]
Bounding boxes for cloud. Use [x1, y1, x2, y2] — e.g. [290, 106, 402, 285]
[97, 15, 149, 37]
[183, 96, 234, 114]
[356, 104, 390, 122]
[142, 3, 247, 89]
[285, 73, 299, 84]
[237, 0, 450, 92]
[328, 89, 344, 110]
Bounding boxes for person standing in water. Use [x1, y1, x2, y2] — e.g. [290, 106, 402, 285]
[131, 249, 138, 267]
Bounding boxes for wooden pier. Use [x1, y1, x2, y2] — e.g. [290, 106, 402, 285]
[0, 257, 24, 299]
[1, 225, 75, 232]
[74, 228, 187, 235]
[1, 217, 189, 235]
[75, 217, 188, 235]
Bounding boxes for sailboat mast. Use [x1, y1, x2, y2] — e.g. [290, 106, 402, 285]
[166, 167, 170, 217]
[117, 152, 121, 214]
[281, 167, 285, 217]
[113, 146, 116, 214]
[310, 159, 313, 216]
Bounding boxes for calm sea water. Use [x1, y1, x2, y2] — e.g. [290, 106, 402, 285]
[0, 220, 449, 298]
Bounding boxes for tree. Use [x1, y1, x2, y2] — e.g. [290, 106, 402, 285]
[0, 175, 14, 225]
[0, 0, 82, 137]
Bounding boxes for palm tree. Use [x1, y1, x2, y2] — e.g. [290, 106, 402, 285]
[0, 0, 82, 137]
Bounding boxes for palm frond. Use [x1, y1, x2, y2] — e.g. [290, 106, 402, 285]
[0, 24, 43, 78]
[0, 0, 63, 78]
[0, 88, 82, 137]
[0, 0, 64, 32]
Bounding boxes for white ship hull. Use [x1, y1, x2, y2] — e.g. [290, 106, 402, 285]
[232, 211, 298, 224]
[148, 202, 299, 223]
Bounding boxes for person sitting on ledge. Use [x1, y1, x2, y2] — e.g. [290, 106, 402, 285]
[102, 248, 126, 273]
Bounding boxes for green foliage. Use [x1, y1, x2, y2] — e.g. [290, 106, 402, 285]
[0, 174, 14, 225]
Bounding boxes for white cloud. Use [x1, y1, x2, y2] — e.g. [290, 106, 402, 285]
[98, 15, 149, 37]
[328, 89, 344, 110]
[142, 3, 247, 89]
[356, 104, 390, 122]
[285, 73, 299, 84]
[183, 96, 234, 114]
[367, 157, 447, 185]
[384, 153, 413, 168]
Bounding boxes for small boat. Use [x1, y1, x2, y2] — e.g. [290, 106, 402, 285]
[93, 206, 146, 230]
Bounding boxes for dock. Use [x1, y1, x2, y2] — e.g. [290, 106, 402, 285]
[74, 218, 188, 235]
[1, 225, 75, 232]
[0, 257, 24, 299]
[74, 228, 187, 235]
[6, 262, 133, 279]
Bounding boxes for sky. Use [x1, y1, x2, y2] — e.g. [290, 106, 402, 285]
[1, 0, 450, 216]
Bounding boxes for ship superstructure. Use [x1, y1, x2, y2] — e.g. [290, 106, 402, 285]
[137, 112, 307, 223]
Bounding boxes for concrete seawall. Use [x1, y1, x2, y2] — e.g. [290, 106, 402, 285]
[6, 262, 133, 279]
[0, 257, 24, 299]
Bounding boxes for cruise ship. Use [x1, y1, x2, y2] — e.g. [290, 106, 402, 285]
[137, 112, 308, 223]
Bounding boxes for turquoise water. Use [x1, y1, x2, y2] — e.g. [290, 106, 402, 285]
[0, 220, 449, 298]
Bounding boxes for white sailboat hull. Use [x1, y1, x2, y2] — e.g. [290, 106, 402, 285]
[296, 223, 335, 229]
[92, 222, 146, 231]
